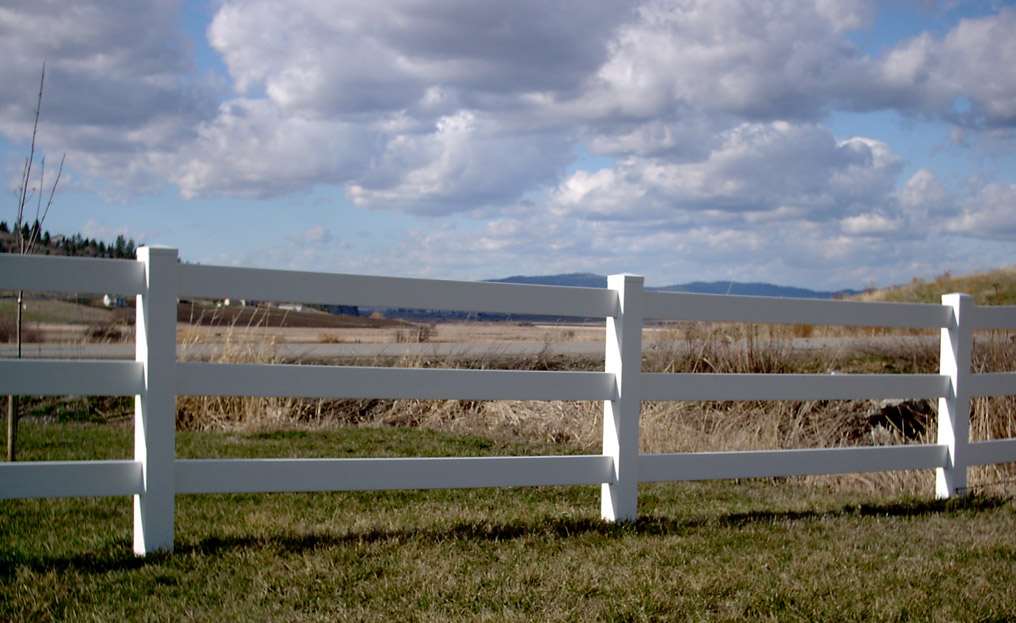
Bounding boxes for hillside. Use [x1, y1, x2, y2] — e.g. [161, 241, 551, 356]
[652, 280, 859, 298]
[852, 267, 1016, 306]
[0, 224, 136, 259]
[489, 273, 607, 288]
[177, 302, 402, 329]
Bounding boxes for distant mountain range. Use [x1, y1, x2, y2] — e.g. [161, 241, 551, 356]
[487, 273, 860, 299]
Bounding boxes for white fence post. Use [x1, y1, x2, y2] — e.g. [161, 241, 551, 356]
[134, 246, 179, 554]
[937, 293, 973, 499]
[602, 274, 644, 521]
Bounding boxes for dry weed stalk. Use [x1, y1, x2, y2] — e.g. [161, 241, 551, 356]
[8, 63, 66, 462]
[176, 310, 295, 431]
[969, 331, 1016, 494]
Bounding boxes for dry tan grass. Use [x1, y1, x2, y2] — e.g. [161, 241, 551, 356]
[969, 332, 1016, 493]
[172, 319, 1015, 495]
[178, 319, 605, 345]
[176, 317, 297, 431]
[853, 266, 1016, 306]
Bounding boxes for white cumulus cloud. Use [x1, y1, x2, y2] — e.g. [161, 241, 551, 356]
[0, 0, 1012, 288]
[286, 225, 334, 247]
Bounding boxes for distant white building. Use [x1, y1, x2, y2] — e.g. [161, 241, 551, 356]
[103, 294, 127, 308]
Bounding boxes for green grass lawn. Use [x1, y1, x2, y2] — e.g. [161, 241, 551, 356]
[3, 421, 1015, 622]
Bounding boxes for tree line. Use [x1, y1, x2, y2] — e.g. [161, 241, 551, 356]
[0, 220, 136, 259]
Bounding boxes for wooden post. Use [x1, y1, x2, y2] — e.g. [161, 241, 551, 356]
[134, 246, 178, 554]
[602, 274, 643, 521]
[937, 293, 972, 499]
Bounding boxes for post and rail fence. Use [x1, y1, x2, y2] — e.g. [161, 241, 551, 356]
[1, 248, 1014, 555]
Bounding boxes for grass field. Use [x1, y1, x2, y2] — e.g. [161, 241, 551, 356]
[4, 267, 1015, 620]
[3, 421, 1015, 622]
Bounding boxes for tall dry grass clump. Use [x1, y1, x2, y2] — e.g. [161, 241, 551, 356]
[639, 323, 952, 494]
[969, 331, 1016, 492]
[176, 313, 296, 431]
[357, 397, 601, 448]
[171, 315, 1013, 494]
[642, 323, 857, 457]
[316, 348, 605, 448]
[174, 323, 604, 447]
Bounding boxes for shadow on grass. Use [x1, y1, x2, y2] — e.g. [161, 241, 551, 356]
[0, 540, 171, 579]
[3, 494, 1008, 578]
[718, 493, 1009, 528]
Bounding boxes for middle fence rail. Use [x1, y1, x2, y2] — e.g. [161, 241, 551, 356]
[1, 248, 1015, 556]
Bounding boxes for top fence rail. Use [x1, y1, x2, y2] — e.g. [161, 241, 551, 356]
[643, 290, 953, 328]
[0, 254, 144, 295]
[178, 264, 620, 318]
[0, 253, 619, 319]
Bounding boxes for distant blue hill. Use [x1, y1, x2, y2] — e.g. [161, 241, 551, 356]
[490, 273, 607, 288]
[653, 281, 862, 299]
[487, 274, 859, 299]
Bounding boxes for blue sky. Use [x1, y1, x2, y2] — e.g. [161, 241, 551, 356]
[1, 0, 1014, 289]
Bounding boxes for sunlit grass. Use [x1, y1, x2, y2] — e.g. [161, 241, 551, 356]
[3, 422, 1015, 622]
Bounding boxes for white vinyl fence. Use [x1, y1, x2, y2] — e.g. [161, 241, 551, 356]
[2, 248, 1014, 555]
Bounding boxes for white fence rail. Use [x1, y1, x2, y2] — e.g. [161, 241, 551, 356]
[2, 248, 1014, 555]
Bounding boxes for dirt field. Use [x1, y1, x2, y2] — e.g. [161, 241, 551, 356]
[5, 296, 605, 346]
[178, 320, 607, 345]
[174, 302, 607, 344]
[19, 318, 605, 347]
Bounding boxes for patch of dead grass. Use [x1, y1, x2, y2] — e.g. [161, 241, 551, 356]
[171, 320, 1015, 495]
